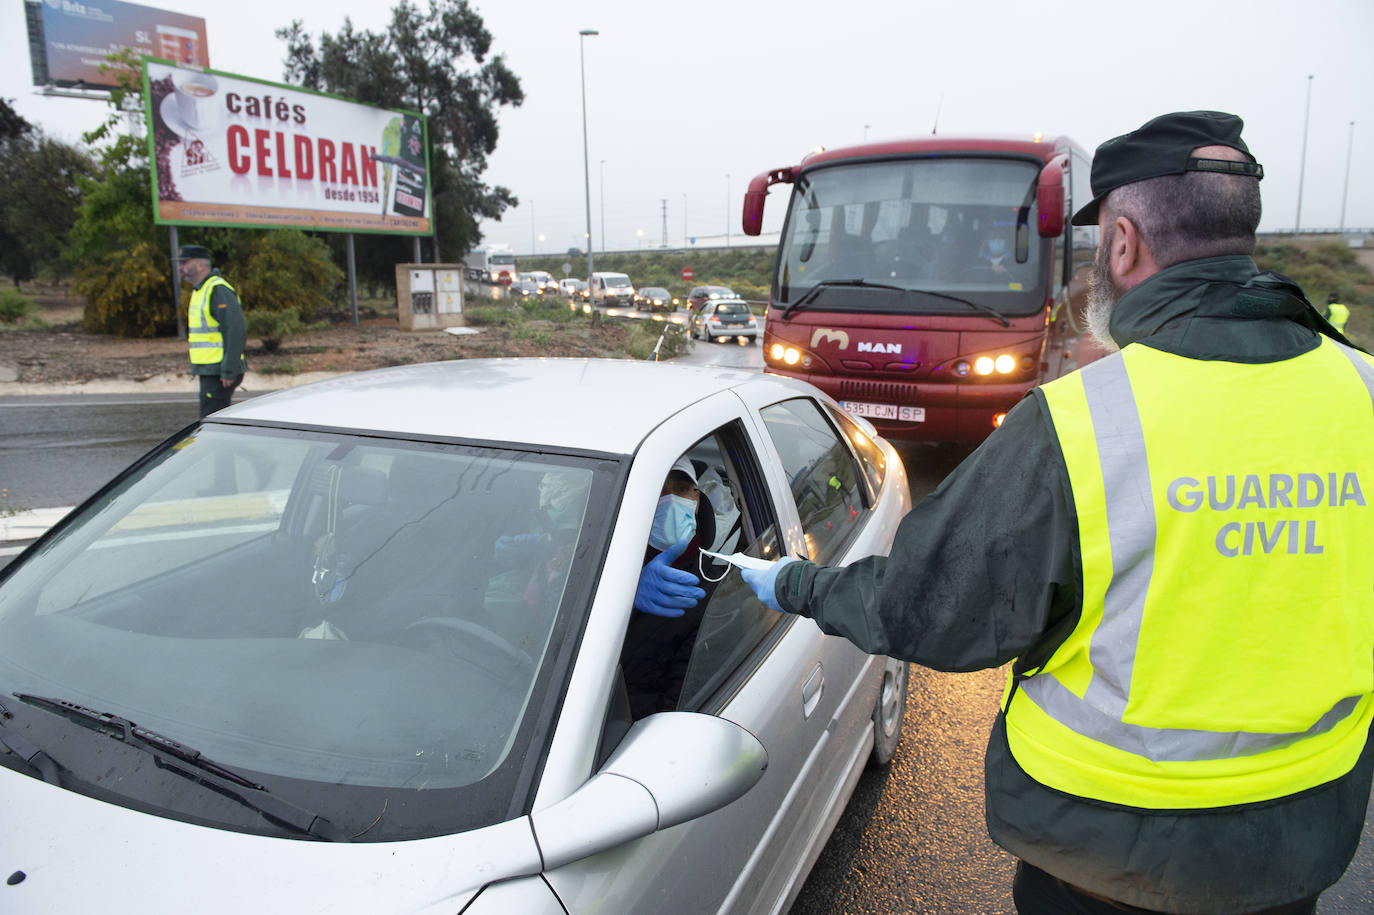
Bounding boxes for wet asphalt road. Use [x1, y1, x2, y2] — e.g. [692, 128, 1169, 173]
[2, 335, 1371, 913]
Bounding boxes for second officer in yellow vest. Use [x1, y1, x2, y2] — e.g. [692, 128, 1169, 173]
[178, 244, 247, 417]
[741, 111, 1374, 914]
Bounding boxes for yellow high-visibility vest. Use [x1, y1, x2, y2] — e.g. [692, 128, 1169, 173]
[1329, 302, 1350, 334]
[1008, 338, 1374, 809]
[188, 275, 233, 365]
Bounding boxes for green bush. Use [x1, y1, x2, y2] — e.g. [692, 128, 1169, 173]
[0, 287, 38, 324]
[464, 304, 522, 326]
[245, 306, 325, 353]
[76, 239, 174, 338]
[232, 230, 345, 321]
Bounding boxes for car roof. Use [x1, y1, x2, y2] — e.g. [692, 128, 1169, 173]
[217, 358, 803, 455]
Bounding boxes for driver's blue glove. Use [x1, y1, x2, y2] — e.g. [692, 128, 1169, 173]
[634, 534, 706, 618]
[740, 556, 798, 613]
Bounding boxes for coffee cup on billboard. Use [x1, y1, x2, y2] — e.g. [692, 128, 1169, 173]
[171, 70, 218, 132]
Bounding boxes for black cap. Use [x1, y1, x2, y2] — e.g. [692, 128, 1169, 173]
[1071, 111, 1263, 227]
[176, 244, 212, 262]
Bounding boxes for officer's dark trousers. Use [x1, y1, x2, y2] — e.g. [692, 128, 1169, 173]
[1012, 862, 1319, 915]
[198, 373, 243, 417]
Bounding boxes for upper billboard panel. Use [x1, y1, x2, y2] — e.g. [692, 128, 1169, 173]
[33, 0, 208, 89]
[144, 59, 432, 236]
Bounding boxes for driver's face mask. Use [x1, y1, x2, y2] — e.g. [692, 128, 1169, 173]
[649, 494, 696, 551]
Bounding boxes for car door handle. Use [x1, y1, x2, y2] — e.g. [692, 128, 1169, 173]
[801, 663, 824, 719]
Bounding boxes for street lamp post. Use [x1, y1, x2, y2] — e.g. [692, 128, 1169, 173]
[599, 159, 607, 256]
[579, 28, 599, 288]
[725, 174, 731, 248]
[1296, 74, 1313, 231]
[682, 192, 687, 247]
[1341, 121, 1356, 231]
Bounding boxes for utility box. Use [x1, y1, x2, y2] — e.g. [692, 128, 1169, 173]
[396, 264, 465, 330]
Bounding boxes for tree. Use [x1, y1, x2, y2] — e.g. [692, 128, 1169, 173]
[277, 0, 523, 287]
[0, 126, 98, 285]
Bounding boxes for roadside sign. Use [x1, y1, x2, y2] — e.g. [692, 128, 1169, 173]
[681, 268, 694, 281]
[562, 262, 572, 275]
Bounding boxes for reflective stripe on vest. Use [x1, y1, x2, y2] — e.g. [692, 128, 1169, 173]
[188, 275, 232, 364]
[1010, 338, 1374, 809]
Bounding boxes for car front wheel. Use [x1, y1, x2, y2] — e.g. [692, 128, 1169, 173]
[870, 657, 909, 766]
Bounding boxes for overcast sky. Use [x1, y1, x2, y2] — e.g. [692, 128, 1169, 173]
[5, 0, 1373, 255]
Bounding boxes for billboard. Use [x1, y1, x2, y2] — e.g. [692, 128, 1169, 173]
[27, 0, 208, 89]
[144, 59, 432, 236]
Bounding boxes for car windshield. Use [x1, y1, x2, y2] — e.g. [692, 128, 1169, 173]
[606, 276, 631, 288]
[703, 288, 733, 299]
[643, 288, 668, 297]
[0, 424, 616, 840]
[774, 156, 1049, 317]
[713, 302, 750, 316]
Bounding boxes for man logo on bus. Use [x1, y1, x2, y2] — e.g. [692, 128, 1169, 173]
[810, 329, 850, 349]
[857, 342, 902, 354]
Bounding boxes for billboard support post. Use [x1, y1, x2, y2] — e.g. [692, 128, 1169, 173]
[169, 225, 185, 339]
[346, 233, 359, 328]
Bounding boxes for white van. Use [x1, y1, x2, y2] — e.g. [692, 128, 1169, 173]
[590, 272, 635, 307]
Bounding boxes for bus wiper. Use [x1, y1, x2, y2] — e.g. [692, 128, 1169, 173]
[781, 278, 908, 320]
[14, 693, 349, 841]
[907, 289, 1011, 327]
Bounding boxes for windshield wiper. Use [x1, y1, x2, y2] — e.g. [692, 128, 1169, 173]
[14, 693, 349, 841]
[781, 278, 908, 320]
[905, 289, 1011, 327]
[0, 701, 61, 785]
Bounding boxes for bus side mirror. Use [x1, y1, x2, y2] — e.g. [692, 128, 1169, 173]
[1036, 155, 1067, 239]
[742, 167, 796, 237]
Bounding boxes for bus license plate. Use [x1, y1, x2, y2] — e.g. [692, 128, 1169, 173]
[841, 401, 925, 422]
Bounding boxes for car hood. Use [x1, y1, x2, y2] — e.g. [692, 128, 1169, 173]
[0, 767, 542, 913]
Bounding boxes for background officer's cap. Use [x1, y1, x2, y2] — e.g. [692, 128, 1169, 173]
[176, 244, 212, 262]
[1071, 110, 1263, 227]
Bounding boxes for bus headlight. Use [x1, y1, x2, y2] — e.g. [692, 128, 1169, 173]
[974, 356, 996, 376]
[994, 354, 1016, 374]
[769, 343, 803, 366]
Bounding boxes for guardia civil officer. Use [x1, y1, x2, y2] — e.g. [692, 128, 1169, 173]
[178, 244, 246, 416]
[742, 111, 1373, 914]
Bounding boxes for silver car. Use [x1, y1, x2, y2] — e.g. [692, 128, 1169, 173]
[0, 359, 911, 914]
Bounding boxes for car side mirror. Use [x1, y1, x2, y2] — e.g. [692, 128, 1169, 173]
[530, 712, 767, 870]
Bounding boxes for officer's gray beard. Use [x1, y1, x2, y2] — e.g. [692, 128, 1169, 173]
[1085, 230, 1121, 353]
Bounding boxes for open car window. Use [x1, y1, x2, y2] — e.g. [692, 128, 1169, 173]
[618, 423, 784, 719]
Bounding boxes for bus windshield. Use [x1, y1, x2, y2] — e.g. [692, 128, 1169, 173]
[774, 157, 1049, 317]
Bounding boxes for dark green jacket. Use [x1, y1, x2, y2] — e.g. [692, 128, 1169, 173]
[189, 269, 247, 379]
[774, 256, 1371, 912]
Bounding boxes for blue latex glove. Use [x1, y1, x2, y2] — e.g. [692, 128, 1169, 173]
[494, 532, 548, 566]
[634, 534, 706, 618]
[740, 556, 798, 613]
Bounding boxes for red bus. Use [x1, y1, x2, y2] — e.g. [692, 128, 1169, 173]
[743, 134, 1107, 445]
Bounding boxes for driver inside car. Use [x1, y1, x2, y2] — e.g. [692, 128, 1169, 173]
[621, 457, 720, 718]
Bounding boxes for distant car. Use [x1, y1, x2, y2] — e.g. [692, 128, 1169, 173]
[0, 358, 912, 913]
[634, 286, 676, 313]
[693, 298, 759, 343]
[525, 271, 557, 294]
[511, 278, 540, 297]
[687, 285, 738, 311]
[560, 278, 589, 300]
